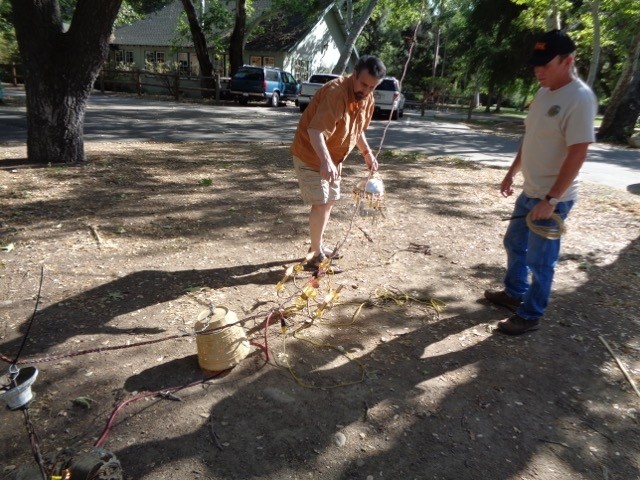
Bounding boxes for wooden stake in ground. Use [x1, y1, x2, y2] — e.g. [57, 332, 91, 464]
[598, 335, 640, 399]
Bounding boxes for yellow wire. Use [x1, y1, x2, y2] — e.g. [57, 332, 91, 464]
[371, 286, 446, 313]
[272, 285, 445, 389]
[278, 328, 366, 389]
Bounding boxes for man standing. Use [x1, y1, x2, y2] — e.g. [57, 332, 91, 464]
[291, 55, 386, 273]
[485, 29, 597, 335]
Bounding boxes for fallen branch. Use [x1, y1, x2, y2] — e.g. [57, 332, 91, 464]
[538, 438, 570, 448]
[88, 224, 103, 246]
[357, 225, 374, 243]
[599, 335, 640, 399]
[208, 416, 224, 451]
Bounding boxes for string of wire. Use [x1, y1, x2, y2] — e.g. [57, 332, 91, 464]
[3, 2, 431, 461]
[525, 212, 566, 239]
[332, 0, 427, 258]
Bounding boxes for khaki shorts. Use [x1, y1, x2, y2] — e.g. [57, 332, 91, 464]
[293, 156, 341, 205]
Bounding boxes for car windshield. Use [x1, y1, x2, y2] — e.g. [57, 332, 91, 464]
[375, 79, 397, 91]
[234, 69, 262, 81]
[310, 75, 338, 84]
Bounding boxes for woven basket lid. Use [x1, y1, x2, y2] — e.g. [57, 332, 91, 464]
[195, 306, 229, 331]
[193, 306, 248, 371]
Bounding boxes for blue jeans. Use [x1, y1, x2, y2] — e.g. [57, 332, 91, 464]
[503, 193, 574, 320]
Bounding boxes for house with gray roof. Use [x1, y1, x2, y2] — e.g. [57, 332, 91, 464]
[109, 0, 357, 83]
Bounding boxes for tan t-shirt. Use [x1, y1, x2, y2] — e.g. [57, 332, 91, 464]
[521, 78, 597, 201]
[290, 75, 375, 170]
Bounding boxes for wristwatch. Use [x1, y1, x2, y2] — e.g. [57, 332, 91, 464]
[545, 195, 559, 206]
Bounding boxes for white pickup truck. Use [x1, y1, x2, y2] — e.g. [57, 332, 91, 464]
[296, 73, 340, 112]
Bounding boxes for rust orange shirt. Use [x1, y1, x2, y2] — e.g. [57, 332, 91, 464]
[290, 74, 374, 170]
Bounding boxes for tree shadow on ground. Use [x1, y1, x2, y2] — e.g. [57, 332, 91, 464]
[0, 259, 295, 359]
[109, 236, 639, 479]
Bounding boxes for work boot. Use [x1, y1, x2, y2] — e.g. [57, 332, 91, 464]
[496, 314, 540, 335]
[484, 289, 522, 311]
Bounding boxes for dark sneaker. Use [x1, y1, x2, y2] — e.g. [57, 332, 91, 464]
[497, 314, 540, 335]
[484, 289, 522, 311]
[303, 253, 344, 274]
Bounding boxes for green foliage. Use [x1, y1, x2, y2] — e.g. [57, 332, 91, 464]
[127, 0, 172, 14]
[115, 2, 144, 27]
[144, 59, 180, 73]
[3, 0, 636, 122]
[0, 0, 161, 64]
[510, 0, 575, 28]
[358, 0, 439, 92]
[171, 1, 233, 55]
[0, 0, 19, 63]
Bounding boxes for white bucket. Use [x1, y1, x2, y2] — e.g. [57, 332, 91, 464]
[0, 366, 38, 410]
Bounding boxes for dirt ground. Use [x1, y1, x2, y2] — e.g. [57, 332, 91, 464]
[1, 139, 639, 480]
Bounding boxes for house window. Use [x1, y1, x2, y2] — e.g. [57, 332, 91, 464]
[145, 51, 165, 63]
[178, 52, 190, 74]
[114, 50, 134, 66]
[249, 56, 276, 68]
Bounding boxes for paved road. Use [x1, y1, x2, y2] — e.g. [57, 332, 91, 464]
[1, 88, 639, 192]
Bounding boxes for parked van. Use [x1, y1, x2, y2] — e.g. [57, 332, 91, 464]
[228, 65, 299, 107]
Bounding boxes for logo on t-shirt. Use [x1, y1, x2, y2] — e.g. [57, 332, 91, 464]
[547, 105, 561, 117]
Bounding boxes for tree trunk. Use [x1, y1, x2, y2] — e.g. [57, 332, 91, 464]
[10, 0, 122, 164]
[518, 77, 534, 111]
[598, 31, 640, 141]
[586, 0, 601, 88]
[493, 90, 503, 113]
[484, 83, 495, 113]
[229, 0, 246, 76]
[546, 1, 561, 30]
[597, 65, 640, 142]
[180, 0, 214, 98]
[332, 0, 379, 74]
[432, 24, 440, 87]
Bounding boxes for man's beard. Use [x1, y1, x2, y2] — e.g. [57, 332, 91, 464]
[355, 91, 365, 101]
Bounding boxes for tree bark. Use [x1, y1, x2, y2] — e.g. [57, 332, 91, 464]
[10, 0, 122, 164]
[586, 0, 601, 88]
[229, 0, 246, 76]
[546, 1, 561, 30]
[180, 0, 214, 98]
[597, 64, 640, 142]
[332, 0, 379, 74]
[597, 31, 640, 142]
[432, 25, 440, 87]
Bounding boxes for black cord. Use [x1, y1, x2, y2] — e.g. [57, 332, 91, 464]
[11, 265, 45, 368]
